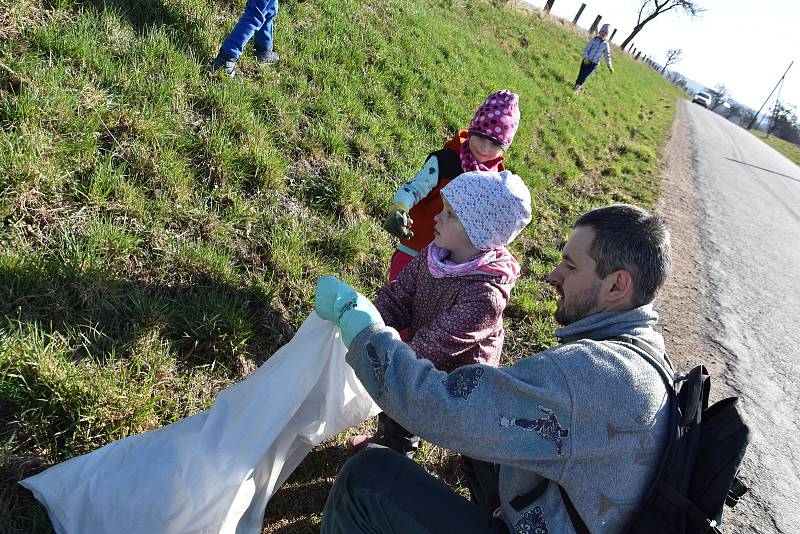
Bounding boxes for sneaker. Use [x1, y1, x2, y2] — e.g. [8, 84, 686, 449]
[210, 52, 237, 77]
[347, 434, 379, 451]
[254, 47, 280, 65]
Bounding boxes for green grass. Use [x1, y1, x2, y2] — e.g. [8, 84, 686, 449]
[0, 0, 683, 531]
[750, 128, 800, 166]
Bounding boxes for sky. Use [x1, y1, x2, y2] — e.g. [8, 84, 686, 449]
[523, 0, 800, 112]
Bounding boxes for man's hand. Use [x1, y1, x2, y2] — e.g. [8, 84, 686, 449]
[384, 204, 413, 240]
[315, 276, 384, 347]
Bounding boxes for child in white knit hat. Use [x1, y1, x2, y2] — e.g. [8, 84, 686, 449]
[349, 170, 532, 457]
[574, 23, 614, 92]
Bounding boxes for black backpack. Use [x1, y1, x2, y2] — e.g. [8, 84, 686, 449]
[558, 336, 751, 534]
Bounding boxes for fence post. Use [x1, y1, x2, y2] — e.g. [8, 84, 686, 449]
[610, 28, 617, 42]
[632, 47, 637, 56]
[544, 0, 555, 13]
[635, 51, 642, 60]
[572, 3, 586, 25]
[589, 15, 601, 33]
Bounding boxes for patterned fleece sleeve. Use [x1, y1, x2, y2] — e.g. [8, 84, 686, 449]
[345, 325, 574, 477]
[373, 252, 422, 331]
[603, 41, 612, 69]
[409, 284, 505, 370]
[391, 155, 441, 209]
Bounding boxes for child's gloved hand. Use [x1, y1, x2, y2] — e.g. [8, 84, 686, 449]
[315, 276, 384, 348]
[384, 204, 414, 240]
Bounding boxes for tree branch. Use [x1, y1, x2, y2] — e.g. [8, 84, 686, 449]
[637, 1, 649, 25]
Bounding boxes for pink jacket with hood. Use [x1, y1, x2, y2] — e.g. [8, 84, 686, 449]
[374, 245, 520, 372]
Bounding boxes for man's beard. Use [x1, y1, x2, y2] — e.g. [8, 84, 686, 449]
[554, 283, 601, 326]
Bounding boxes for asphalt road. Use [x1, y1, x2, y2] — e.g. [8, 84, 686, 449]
[684, 101, 800, 533]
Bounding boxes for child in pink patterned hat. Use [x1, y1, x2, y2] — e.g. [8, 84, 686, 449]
[383, 90, 521, 283]
[349, 170, 531, 458]
[466, 89, 521, 155]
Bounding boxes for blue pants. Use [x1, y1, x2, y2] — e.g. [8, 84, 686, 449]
[220, 0, 279, 59]
[575, 60, 598, 86]
[321, 446, 508, 533]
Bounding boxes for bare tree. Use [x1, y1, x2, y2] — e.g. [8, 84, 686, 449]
[621, 1, 705, 50]
[767, 102, 800, 143]
[669, 72, 688, 91]
[708, 83, 730, 111]
[660, 48, 682, 74]
[725, 102, 754, 127]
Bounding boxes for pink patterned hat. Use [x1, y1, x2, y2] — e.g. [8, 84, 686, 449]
[441, 170, 532, 251]
[467, 90, 521, 150]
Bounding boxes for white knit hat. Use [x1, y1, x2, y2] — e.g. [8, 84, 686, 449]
[599, 23, 610, 34]
[441, 170, 532, 251]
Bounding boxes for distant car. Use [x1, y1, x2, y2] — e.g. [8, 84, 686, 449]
[692, 91, 712, 107]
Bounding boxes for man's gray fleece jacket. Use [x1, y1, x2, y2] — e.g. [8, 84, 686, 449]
[347, 305, 671, 534]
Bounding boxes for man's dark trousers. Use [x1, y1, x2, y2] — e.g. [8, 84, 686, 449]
[321, 446, 508, 533]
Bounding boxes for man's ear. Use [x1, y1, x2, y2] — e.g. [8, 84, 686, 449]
[602, 270, 634, 308]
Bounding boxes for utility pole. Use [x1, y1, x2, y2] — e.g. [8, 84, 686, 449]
[747, 61, 793, 130]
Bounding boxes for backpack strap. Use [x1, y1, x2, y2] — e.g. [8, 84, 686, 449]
[607, 335, 676, 383]
[508, 480, 548, 512]
[603, 336, 683, 532]
[558, 486, 591, 534]
[509, 480, 590, 534]
[726, 477, 748, 507]
[512, 336, 678, 534]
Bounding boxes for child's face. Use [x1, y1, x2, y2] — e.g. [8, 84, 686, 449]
[468, 135, 504, 163]
[434, 196, 475, 254]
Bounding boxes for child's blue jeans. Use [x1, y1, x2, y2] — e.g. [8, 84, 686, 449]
[220, 0, 279, 59]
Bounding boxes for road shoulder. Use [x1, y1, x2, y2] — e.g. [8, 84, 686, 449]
[654, 100, 729, 380]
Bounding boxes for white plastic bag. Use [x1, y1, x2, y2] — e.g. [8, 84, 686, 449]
[21, 313, 380, 534]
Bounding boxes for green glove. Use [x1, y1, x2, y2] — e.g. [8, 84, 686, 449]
[315, 275, 384, 348]
[384, 203, 414, 240]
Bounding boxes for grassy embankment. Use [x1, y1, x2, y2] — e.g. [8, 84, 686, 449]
[750, 128, 800, 166]
[0, 0, 684, 531]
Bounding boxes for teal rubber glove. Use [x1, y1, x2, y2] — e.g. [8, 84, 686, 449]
[315, 275, 384, 348]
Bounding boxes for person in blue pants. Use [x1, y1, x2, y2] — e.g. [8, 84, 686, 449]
[573, 23, 613, 92]
[211, 0, 280, 77]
